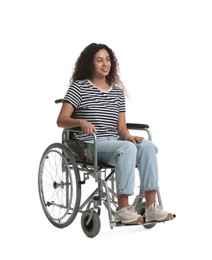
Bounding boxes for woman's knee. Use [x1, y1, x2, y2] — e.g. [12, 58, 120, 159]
[139, 139, 158, 152]
[110, 141, 137, 164]
[123, 140, 137, 151]
[120, 141, 138, 158]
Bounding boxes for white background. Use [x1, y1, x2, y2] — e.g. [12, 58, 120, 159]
[1, 0, 212, 259]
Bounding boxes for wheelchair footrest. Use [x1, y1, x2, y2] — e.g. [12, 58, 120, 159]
[112, 214, 176, 227]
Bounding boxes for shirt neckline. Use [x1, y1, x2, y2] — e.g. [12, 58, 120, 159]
[88, 79, 113, 93]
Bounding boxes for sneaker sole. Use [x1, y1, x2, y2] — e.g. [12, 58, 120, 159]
[145, 213, 176, 223]
[122, 216, 143, 225]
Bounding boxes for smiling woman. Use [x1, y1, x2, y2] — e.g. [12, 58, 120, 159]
[1, 0, 211, 257]
[90, 49, 111, 91]
[56, 42, 175, 225]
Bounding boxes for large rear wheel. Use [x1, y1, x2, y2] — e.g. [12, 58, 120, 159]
[38, 143, 81, 228]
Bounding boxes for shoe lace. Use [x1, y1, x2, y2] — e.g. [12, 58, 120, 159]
[126, 206, 136, 213]
[150, 203, 164, 215]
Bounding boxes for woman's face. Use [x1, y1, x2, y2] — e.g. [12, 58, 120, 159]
[92, 49, 111, 78]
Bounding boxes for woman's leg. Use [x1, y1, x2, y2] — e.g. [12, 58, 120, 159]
[136, 139, 159, 197]
[97, 139, 143, 224]
[97, 139, 137, 198]
[136, 139, 174, 221]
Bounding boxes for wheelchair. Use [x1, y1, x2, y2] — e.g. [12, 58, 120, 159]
[38, 99, 166, 238]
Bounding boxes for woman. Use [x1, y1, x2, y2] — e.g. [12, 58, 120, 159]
[57, 43, 174, 224]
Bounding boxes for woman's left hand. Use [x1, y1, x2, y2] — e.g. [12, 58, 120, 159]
[126, 135, 144, 144]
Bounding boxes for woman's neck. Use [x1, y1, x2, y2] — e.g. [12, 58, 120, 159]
[90, 78, 110, 91]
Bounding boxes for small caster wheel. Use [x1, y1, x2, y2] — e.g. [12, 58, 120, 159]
[81, 209, 101, 238]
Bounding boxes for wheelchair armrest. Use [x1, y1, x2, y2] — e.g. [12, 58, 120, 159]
[55, 99, 64, 104]
[127, 123, 149, 130]
[64, 127, 81, 133]
[127, 123, 152, 141]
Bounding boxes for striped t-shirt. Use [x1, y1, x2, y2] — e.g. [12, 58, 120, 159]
[64, 79, 126, 141]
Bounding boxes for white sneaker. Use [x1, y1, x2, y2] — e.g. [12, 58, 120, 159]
[145, 203, 174, 222]
[115, 206, 143, 224]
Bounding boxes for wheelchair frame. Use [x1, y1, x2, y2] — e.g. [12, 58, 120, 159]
[38, 102, 164, 237]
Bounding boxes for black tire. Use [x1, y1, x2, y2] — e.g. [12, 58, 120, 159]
[81, 210, 101, 238]
[38, 143, 81, 228]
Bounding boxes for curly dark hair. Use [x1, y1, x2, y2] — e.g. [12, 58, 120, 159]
[70, 43, 124, 88]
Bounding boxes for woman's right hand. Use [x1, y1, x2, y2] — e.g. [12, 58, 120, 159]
[80, 120, 96, 135]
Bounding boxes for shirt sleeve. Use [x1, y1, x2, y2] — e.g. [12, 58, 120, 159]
[119, 90, 126, 112]
[63, 82, 82, 108]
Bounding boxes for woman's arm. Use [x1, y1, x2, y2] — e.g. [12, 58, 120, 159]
[57, 102, 96, 134]
[117, 112, 131, 139]
[117, 112, 143, 144]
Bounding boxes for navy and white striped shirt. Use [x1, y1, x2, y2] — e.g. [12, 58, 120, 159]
[64, 79, 126, 141]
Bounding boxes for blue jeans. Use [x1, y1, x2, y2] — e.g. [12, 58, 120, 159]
[96, 137, 159, 195]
